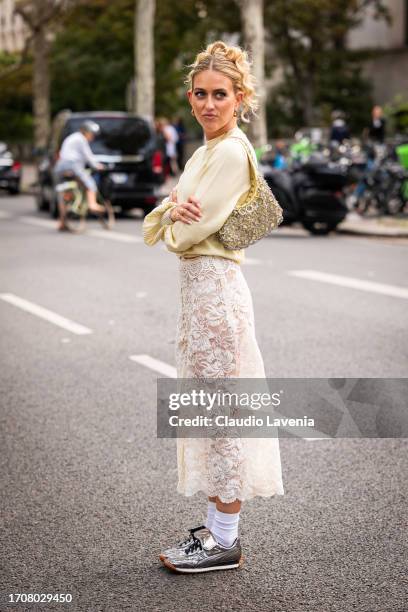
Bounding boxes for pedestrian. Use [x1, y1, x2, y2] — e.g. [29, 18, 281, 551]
[161, 117, 179, 177]
[143, 40, 284, 574]
[174, 116, 186, 170]
[273, 140, 288, 169]
[154, 117, 167, 159]
[330, 110, 350, 144]
[368, 105, 386, 144]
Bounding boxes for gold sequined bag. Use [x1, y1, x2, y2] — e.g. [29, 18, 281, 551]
[216, 138, 283, 250]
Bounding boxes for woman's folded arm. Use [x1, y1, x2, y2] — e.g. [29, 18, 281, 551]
[163, 139, 250, 253]
[142, 196, 178, 245]
[142, 153, 198, 246]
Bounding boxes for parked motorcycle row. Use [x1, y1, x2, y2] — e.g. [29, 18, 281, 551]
[257, 135, 408, 235]
[339, 140, 408, 218]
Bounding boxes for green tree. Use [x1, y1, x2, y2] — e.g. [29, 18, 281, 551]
[264, 0, 390, 135]
[0, 52, 33, 143]
[50, 0, 240, 129]
[154, 0, 240, 131]
[50, 0, 134, 113]
[1, 0, 391, 145]
[13, 0, 79, 147]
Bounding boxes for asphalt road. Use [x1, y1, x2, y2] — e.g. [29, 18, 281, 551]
[1, 194, 407, 612]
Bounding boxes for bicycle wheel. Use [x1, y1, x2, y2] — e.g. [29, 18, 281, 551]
[386, 181, 407, 216]
[64, 188, 87, 233]
[356, 190, 381, 217]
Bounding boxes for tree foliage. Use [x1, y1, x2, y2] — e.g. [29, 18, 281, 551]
[264, 0, 390, 134]
[0, 0, 393, 144]
[50, 0, 240, 129]
[150, 0, 240, 132]
[0, 52, 33, 142]
[50, 0, 134, 113]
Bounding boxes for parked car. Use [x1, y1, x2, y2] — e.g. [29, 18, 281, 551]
[37, 110, 165, 217]
[0, 142, 21, 195]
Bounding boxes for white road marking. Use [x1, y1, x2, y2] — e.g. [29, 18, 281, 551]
[19, 216, 143, 243]
[87, 229, 143, 243]
[0, 293, 93, 335]
[20, 216, 54, 228]
[0, 210, 12, 219]
[129, 354, 177, 378]
[135, 291, 147, 298]
[289, 269, 408, 300]
[129, 353, 332, 440]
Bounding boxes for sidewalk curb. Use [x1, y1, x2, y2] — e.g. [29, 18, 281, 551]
[336, 225, 408, 238]
[336, 214, 408, 238]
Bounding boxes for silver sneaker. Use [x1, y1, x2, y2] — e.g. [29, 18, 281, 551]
[159, 525, 206, 561]
[161, 527, 244, 573]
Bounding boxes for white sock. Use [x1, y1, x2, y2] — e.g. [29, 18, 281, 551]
[205, 501, 216, 530]
[211, 509, 240, 548]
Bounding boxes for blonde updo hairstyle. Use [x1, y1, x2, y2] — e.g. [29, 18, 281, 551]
[184, 40, 259, 123]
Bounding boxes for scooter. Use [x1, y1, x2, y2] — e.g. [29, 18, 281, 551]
[260, 154, 349, 235]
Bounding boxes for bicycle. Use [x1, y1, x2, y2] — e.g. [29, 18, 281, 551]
[56, 168, 115, 233]
[352, 161, 408, 218]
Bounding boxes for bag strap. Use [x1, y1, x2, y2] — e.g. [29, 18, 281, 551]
[229, 136, 259, 209]
[229, 135, 258, 177]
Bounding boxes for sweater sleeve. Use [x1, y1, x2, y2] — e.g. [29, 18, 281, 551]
[142, 152, 196, 246]
[163, 138, 250, 253]
[142, 195, 177, 246]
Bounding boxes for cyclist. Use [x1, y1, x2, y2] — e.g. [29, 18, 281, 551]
[54, 120, 105, 230]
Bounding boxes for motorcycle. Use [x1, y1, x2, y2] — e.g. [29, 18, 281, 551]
[260, 153, 349, 235]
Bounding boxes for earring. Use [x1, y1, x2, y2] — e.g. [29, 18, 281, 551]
[233, 109, 238, 117]
[191, 108, 195, 116]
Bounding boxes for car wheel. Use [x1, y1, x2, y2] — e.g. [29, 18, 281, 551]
[49, 194, 59, 219]
[36, 186, 48, 211]
[302, 220, 337, 235]
[8, 186, 20, 195]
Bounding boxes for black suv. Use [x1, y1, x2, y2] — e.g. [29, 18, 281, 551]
[37, 110, 164, 216]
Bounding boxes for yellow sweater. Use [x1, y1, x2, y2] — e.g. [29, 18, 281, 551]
[142, 125, 257, 264]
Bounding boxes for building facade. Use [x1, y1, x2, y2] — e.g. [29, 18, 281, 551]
[0, 0, 27, 53]
[347, 0, 408, 104]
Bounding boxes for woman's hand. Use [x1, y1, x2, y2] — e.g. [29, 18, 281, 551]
[170, 187, 178, 203]
[170, 195, 202, 224]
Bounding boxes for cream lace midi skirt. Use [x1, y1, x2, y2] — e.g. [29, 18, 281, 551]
[175, 255, 284, 504]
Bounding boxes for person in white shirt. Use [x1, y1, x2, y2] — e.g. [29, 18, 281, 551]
[161, 117, 179, 176]
[54, 120, 105, 230]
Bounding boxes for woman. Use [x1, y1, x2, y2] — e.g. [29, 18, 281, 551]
[143, 40, 284, 573]
[160, 117, 180, 177]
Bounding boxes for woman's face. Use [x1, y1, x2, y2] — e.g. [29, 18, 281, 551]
[187, 69, 243, 139]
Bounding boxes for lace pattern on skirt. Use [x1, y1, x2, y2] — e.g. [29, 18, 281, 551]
[175, 255, 284, 503]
